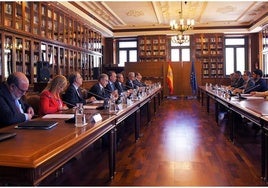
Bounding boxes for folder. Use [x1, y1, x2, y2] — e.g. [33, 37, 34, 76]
[0, 132, 17, 142]
[15, 120, 58, 130]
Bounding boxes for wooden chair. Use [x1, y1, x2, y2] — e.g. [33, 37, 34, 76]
[25, 94, 40, 117]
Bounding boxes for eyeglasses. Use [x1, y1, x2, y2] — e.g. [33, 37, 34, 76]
[15, 84, 28, 94]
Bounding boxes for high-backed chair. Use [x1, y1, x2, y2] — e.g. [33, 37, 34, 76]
[26, 94, 40, 117]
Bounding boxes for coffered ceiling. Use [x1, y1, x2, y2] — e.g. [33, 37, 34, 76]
[56, 1, 268, 37]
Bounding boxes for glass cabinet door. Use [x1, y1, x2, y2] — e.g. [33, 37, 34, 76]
[4, 2, 13, 28]
[24, 2, 31, 33]
[15, 2, 22, 30]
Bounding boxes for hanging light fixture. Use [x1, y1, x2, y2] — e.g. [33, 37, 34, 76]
[170, 1, 194, 44]
[171, 34, 190, 45]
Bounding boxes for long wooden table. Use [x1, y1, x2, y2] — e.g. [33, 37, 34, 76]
[198, 86, 268, 182]
[0, 86, 162, 185]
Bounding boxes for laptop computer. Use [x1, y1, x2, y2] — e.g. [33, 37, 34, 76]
[0, 132, 17, 142]
[15, 121, 58, 130]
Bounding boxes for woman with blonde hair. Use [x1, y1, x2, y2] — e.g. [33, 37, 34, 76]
[39, 75, 68, 115]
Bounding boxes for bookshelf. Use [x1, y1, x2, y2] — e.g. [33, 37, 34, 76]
[194, 34, 224, 78]
[0, 2, 102, 83]
[138, 35, 167, 62]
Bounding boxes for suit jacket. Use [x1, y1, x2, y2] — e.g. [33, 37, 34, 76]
[105, 81, 116, 93]
[126, 79, 137, 89]
[254, 78, 267, 92]
[231, 77, 244, 88]
[62, 84, 86, 108]
[133, 79, 146, 87]
[114, 81, 127, 95]
[242, 79, 255, 94]
[0, 82, 30, 126]
[89, 83, 110, 100]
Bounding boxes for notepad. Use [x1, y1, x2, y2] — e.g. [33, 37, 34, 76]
[15, 121, 58, 130]
[0, 132, 17, 142]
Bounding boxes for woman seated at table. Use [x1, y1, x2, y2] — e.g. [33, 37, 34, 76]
[39, 75, 69, 115]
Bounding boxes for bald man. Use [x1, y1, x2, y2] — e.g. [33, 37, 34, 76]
[0, 72, 34, 126]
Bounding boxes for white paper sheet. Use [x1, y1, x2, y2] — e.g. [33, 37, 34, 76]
[42, 114, 74, 119]
[84, 105, 99, 109]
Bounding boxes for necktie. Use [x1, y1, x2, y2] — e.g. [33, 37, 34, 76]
[77, 88, 82, 98]
[15, 99, 23, 113]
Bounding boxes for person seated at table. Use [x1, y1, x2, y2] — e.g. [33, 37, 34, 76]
[0, 72, 34, 126]
[126, 72, 141, 90]
[39, 75, 68, 115]
[134, 72, 147, 87]
[105, 70, 119, 100]
[229, 71, 244, 89]
[250, 69, 267, 92]
[88, 73, 111, 100]
[232, 70, 255, 94]
[62, 72, 96, 108]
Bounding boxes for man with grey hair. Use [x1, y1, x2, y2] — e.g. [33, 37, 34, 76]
[0, 72, 34, 126]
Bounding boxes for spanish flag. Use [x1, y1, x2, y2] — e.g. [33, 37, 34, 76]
[166, 62, 174, 95]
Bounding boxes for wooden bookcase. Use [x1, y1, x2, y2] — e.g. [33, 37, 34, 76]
[194, 33, 224, 78]
[0, 2, 102, 83]
[138, 35, 167, 62]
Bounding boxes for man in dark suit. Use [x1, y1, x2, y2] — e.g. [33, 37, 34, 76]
[115, 73, 128, 95]
[126, 72, 138, 89]
[62, 72, 96, 108]
[88, 73, 110, 100]
[133, 72, 147, 87]
[231, 71, 244, 89]
[251, 69, 267, 92]
[0, 72, 34, 126]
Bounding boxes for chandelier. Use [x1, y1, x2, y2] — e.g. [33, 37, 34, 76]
[170, 1, 194, 44]
[171, 34, 190, 45]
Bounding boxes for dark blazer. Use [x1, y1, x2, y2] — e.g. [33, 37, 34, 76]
[242, 79, 255, 94]
[114, 81, 127, 95]
[133, 79, 146, 87]
[89, 83, 110, 100]
[0, 82, 30, 126]
[254, 78, 267, 92]
[231, 77, 244, 88]
[126, 80, 137, 89]
[62, 84, 86, 108]
[105, 81, 116, 93]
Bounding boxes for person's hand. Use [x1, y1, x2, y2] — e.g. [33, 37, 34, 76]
[86, 96, 96, 103]
[250, 91, 256, 95]
[27, 113, 33, 120]
[27, 107, 35, 116]
[59, 105, 68, 111]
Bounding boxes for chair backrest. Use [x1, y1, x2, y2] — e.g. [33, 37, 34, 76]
[26, 94, 41, 116]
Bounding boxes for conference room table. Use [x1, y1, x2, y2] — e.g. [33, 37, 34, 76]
[198, 85, 268, 182]
[0, 85, 162, 185]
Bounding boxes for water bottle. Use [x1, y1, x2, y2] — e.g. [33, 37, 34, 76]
[109, 95, 116, 113]
[75, 103, 85, 127]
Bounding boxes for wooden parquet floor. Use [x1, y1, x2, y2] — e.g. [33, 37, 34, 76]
[41, 98, 266, 186]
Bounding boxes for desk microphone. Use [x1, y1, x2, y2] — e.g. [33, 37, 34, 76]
[87, 90, 109, 109]
[244, 84, 260, 94]
[62, 101, 77, 108]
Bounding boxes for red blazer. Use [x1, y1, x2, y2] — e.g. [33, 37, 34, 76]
[39, 90, 66, 115]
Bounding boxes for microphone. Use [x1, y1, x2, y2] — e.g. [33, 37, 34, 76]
[87, 90, 109, 110]
[87, 90, 108, 100]
[244, 84, 260, 94]
[123, 84, 135, 89]
[62, 101, 77, 108]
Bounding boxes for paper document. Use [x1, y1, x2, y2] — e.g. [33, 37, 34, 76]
[92, 100, 104, 104]
[42, 114, 74, 119]
[245, 96, 264, 100]
[84, 105, 99, 109]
